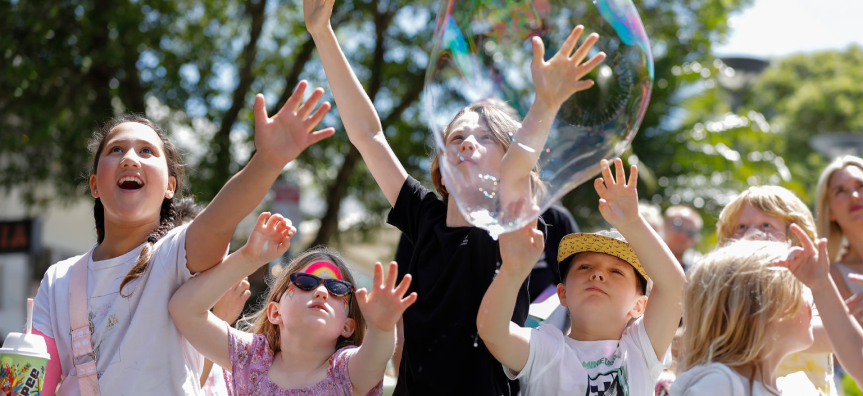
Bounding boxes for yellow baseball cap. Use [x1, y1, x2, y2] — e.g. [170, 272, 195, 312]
[557, 229, 649, 282]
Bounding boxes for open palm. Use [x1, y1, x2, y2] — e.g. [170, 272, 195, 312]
[531, 25, 606, 109]
[239, 212, 295, 265]
[356, 262, 417, 332]
[594, 158, 639, 227]
[253, 81, 336, 167]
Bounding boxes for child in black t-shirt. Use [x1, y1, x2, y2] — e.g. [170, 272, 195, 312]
[303, 0, 605, 394]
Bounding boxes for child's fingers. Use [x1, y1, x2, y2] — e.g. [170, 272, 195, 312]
[308, 128, 336, 145]
[570, 80, 595, 92]
[372, 262, 384, 288]
[816, 237, 830, 266]
[355, 288, 369, 305]
[614, 158, 625, 186]
[626, 165, 638, 188]
[401, 292, 418, 309]
[395, 273, 412, 297]
[254, 94, 269, 123]
[298, 87, 325, 120]
[577, 52, 607, 77]
[255, 212, 271, 229]
[789, 224, 815, 254]
[385, 261, 399, 289]
[266, 214, 286, 231]
[559, 25, 584, 59]
[305, 101, 332, 127]
[571, 32, 598, 64]
[284, 80, 308, 114]
[600, 159, 614, 185]
[531, 36, 545, 67]
[594, 177, 608, 197]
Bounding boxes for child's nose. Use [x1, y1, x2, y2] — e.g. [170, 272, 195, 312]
[590, 271, 605, 282]
[120, 151, 141, 167]
[461, 136, 477, 152]
[314, 285, 329, 300]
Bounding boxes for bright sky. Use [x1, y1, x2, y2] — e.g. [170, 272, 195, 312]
[713, 0, 863, 58]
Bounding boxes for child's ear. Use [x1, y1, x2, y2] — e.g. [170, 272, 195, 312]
[267, 301, 282, 325]
[556, 284, 568, 308]
[628, 295, 648, 319]
[165, 176, 177, 199]
[90, 174, 99, 198]
[342, 317, 356, 338]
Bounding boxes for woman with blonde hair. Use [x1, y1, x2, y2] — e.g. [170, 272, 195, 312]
[815, 155, 863, 299]
[670, 239, 815, 395]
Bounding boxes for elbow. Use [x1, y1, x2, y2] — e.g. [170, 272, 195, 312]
[168, 294, 184, 323]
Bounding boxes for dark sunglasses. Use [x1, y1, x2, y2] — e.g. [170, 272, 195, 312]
[288, 272, 354, 297]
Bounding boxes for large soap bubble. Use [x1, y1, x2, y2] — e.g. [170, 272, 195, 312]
[423, 0, 653, 238]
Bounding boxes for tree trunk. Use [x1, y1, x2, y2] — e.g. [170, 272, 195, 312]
[204, 0, 267, 201]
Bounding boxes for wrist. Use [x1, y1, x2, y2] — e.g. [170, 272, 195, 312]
[308, 24, 334, 41]
[498, 261, 532, 283]
[529, 96, 561, 116]
[808, 276, 836, 295]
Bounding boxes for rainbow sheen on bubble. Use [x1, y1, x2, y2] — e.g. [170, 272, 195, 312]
[424, 0, 653, 238]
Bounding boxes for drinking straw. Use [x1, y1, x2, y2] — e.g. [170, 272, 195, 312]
[25, 297, 34, 334]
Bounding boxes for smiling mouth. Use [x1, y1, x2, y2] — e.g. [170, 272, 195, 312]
[117, 176, 144, 190]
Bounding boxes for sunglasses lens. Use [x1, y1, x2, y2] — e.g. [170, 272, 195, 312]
[326, 280, 352, 297]
[291, 274, 320, 291]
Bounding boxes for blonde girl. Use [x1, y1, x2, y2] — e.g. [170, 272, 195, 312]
[671, 239, 814, 396]
[815, 156, 863, 300]
[169, 213, 416, 395]
[31, 82, 333, 395]
[714, 185, 836, 395]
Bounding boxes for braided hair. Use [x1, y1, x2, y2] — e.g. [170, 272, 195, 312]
[88, 115, 186, 297]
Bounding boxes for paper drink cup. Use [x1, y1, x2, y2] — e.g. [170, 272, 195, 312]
[0, 332, 50, 396]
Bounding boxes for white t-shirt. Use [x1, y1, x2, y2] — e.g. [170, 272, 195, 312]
[33, 224, 204, 395]
[505, 318, 670, 396]
[670, 362, 784, 396]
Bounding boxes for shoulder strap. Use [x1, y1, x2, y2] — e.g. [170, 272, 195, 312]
[68, 249, 101, 396]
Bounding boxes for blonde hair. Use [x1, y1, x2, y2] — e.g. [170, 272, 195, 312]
[815, 155, 863, 262]
[430, 98, 544, 203]
[716, 186, 816, 247]
[681, 239, 804, 385]
[238, 246, 367, 353]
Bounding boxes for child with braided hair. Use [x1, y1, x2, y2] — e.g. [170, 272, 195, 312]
[31, 82, 334, 395]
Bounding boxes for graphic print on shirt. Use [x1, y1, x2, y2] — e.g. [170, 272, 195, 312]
[72, 274, 139, 369]
[586, 367, 627, 396]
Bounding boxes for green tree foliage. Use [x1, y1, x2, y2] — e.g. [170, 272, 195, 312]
[2, 0, 757, 246]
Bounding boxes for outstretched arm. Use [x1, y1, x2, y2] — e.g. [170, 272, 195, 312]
[170, 213, 295, 369]
[199, 277, 251, 386]
[304, 0, 407, 206]
[349, 262, 417, 395]
[186, 84, 333, 273]
[777, 224, 863, 384]
[594, 158, 684, 359]
[476, 221, 545, 373]
[500, 26, 605, 186]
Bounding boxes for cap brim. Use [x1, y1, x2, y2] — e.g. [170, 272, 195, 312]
[558, 233, 649, 281]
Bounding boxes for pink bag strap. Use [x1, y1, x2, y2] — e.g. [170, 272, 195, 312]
[68, 249, 101, 396]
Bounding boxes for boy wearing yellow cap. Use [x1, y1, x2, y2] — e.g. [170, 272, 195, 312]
[477, 159, 685, 396]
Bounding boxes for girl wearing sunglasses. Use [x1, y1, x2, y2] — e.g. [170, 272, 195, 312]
[169, 212, 417, 395]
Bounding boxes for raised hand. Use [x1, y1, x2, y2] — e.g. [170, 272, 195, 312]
[594, 158, 639, 227]
[253, 81, 336, 167]
[775, 224, 832, 291]
[355, 262, 417, 332]
[531, 25, 606, 110]
[499, 219, 545, 274]
[213, 277, 251, 324]
[238, 212, 296, 267]
[304, 0, 335, 35]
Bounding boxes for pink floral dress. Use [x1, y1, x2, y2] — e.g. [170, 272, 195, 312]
[223, 327, 383, 396]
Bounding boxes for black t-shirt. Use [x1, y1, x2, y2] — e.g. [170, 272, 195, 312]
[527, 203, 579, 300]
[387, 177, 531, 396]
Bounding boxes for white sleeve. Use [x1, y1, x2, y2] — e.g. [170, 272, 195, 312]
[32, 266, 57, 338]
[503, 324, 563, 381]
[624, 317, 671, 379]
[669, 364, 744, 396]
[152, 223, 193, 284]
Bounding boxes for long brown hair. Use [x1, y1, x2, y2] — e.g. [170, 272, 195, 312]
[88, 114, 185, 297]
[238, 246, 367, 353]
[430, 98, 544, 203]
